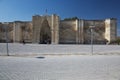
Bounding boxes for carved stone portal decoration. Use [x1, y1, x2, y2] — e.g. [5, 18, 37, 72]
[32, 14, 59, 44]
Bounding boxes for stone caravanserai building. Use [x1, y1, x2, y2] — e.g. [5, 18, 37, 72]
[0, 14, 117, 44]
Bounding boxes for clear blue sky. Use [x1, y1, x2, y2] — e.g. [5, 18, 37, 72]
[0, 0, 120, 35]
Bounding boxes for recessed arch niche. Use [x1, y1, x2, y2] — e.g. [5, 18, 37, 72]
[40, 19, 51, 44]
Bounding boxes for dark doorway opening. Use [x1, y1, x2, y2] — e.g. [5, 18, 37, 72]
[40, 19, 51, 44]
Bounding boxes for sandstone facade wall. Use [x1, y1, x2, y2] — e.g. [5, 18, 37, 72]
[0, 14, 117, 44]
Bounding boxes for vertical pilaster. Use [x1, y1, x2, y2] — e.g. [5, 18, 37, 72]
[78, 20, 81, 44]
[76, 19, 84, 44]
[13, 22, 16, 43]
[54, 16, 59, 44]
[76, 19, 79, 44]
[51, 14, 59, 44]
[51, 14, 55, 44]
[105, 18, 117, 43]
[13, 22, 22, 42]
[79, 19, 84, 44]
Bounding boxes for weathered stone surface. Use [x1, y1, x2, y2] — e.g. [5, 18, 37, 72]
[0, 14, 117, 44]
[59, 20, 76, 44]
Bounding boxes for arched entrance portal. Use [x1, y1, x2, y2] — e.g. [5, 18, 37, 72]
[40, 19, 51, 44]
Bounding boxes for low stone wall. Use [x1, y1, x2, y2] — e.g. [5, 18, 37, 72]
[0, 43, 120, 56]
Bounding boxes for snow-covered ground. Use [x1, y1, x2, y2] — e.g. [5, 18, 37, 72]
[0, 43, 120, 56]
[0, 56, 120, 80]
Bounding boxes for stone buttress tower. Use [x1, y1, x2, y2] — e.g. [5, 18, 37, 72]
[105, 18, 117, 43]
